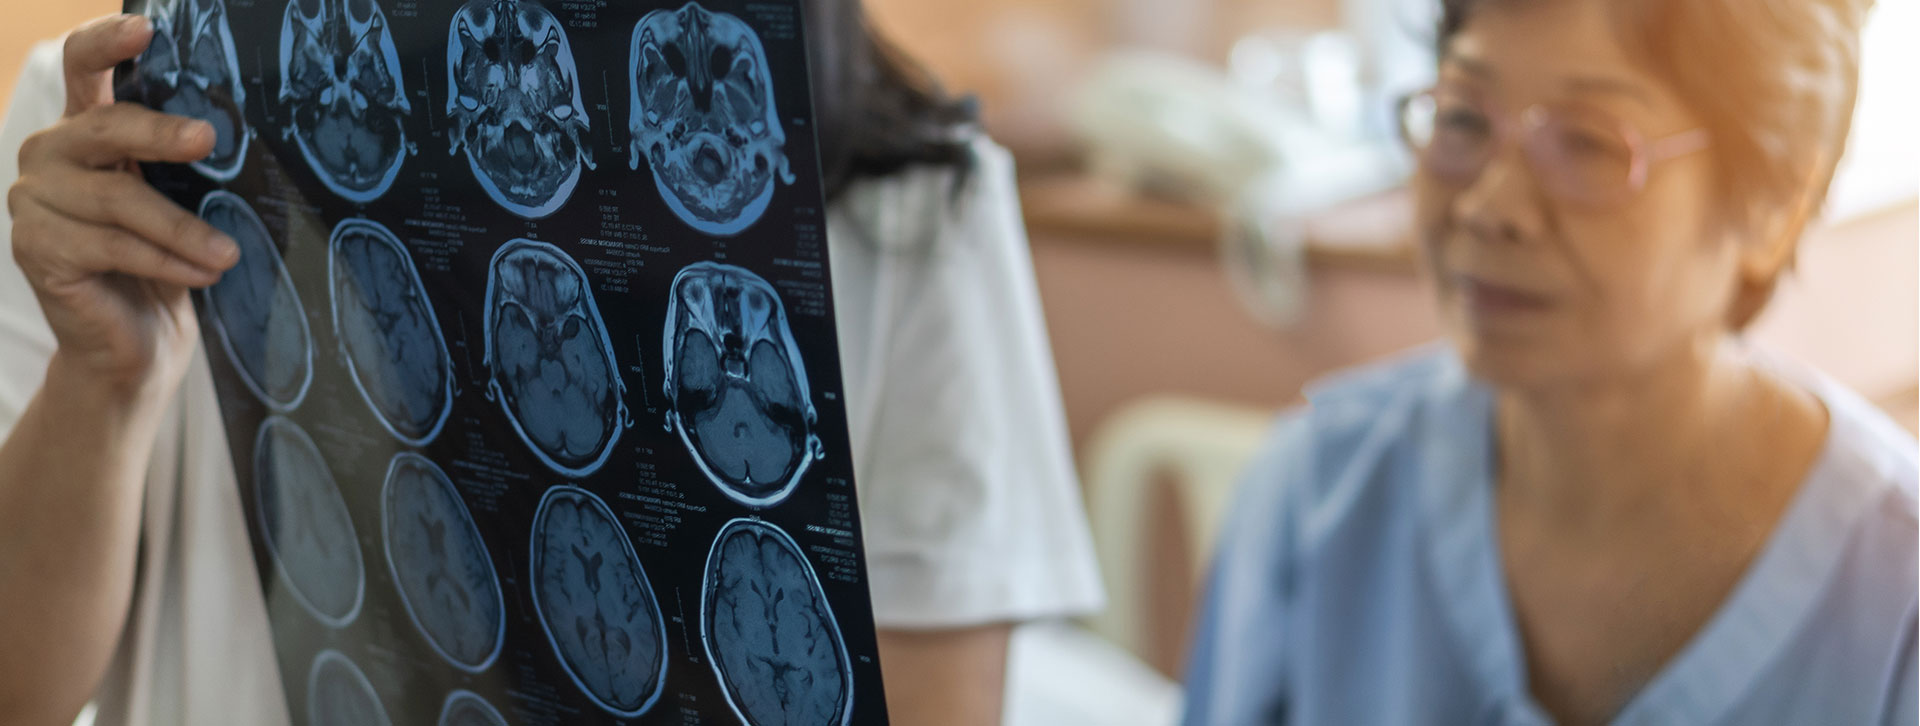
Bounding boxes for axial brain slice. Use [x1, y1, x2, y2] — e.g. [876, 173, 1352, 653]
[201, 192, 313, 410]
[308, 651, 391, 726]
[133, 0, 249, 180]
[330, 219, 453, 444]
[279, 0, 411, 202]
[530, 486, 667, 716]
[703, 519, 851, 726]
[665, 263, 816, 506]
[438, 691, 509, 726]
[382, 454, 504, 672]
[484, 240, 625, 476]
[254, 417, 364, 627]
[445, 0, 595, 218]
[629, 2, 794, 236]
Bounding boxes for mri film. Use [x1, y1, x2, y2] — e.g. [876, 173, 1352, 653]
[438, 690, 510, 726]
[529, 486, 668, 717]
[381, 453, 505, 673]
[201, 191, 314, 410]
[329, 219, 454, 445]
[445, 0, 595, 218]
[308, 650, 392, 726]
[279, 0, 412, 202]
[123, 0, 891, 720]
[483, 240, 626, 477]
[629, 3, 794, 236]
[254, 417, 365, 628]
[129, 0, 249, 180]
[702, 519, 852, 726]
[664, 262, 819, 507]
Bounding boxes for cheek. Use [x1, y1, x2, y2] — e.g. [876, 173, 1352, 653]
[1572, 199, 1736, 350]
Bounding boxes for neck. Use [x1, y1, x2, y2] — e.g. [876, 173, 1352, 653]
[1493, 338, 1783, 523]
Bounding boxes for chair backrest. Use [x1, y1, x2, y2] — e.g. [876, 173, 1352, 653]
[1079, 396, 1274, 670]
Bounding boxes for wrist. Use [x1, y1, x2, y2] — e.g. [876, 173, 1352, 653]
[40, 351, 178, 434]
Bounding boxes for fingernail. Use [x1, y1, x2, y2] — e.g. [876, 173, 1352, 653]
[209, 232, 238, 264]
[179, 120, 212, 144]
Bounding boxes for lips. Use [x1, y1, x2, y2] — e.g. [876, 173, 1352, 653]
[1452, 274, 1554, 317]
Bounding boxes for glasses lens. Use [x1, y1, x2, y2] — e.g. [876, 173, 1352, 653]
[1402, 89, 1494, 184]
[1525, 110, 1637, 206]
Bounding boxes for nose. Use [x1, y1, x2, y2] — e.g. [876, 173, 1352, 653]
[1454, 142, 1546, 246]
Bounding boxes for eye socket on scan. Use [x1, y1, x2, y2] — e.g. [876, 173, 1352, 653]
[665, 44, 687, 77]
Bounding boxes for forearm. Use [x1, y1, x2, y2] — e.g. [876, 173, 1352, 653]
[876, 623, 1014, 726]
[0, 355, 170, 726]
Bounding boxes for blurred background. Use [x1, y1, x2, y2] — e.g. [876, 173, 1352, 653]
[4, 1, 1915, 724]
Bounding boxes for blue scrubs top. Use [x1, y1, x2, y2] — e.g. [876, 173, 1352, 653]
[1183, 348, 1917, 726]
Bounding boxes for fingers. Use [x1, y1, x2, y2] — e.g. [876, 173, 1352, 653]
[20, 168, 236, 272]
[14, 211, 225, 291]
[23, 102, 214, 170]
[63, 14, 154, 117]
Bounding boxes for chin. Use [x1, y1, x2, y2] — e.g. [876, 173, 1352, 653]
[1443, 317, 1568, 391]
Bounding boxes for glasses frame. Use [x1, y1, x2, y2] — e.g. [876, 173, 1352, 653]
[1396, 87, 1710, 208]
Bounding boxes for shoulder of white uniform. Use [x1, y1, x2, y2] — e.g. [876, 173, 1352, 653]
[833, 130, 1012, 253]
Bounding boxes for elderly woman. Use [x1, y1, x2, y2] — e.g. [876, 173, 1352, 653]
[1183, 0, 1913, 724]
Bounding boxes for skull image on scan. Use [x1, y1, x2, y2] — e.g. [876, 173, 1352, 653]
[446, 0, 595, 219]
[278, 0, 412, 202]
[438, 690, 509, 726]
[307, 650, 392, 726]
[702, 518, 853, 726]
[483, 240, 627, 477]
[200, 192, 314, 411]
[381, 453, 505, 674]
[130, 0, 249, 181]
[329, 219, 454, 446]
[254, 417, 365, 629]
[629, 3, 794, 236]
[663, 263, 820, 508]
[530, 486, 668, 718]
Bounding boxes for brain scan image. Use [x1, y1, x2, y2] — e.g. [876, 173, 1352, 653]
[446, 0, 595, 219]
[702, 519, 852, 726]
[663, 263, 820, 508]
[381, 453, 505, 673]
[628, 3, 794, 236]
[483, 240, 626, 477]
[130, 0, 249, 180]
[307, 650, 392, 726]
[253, 417, 364, 628]
[200, 191, 314, 411]
[438, 690, 510, 726]
[529, 486, 667, 717]
[330, 219, 454, 445]
[279, 0, 413, 202]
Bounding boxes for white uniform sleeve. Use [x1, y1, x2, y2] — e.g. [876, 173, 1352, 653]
[0, 41, 69, 438]
[831, 139, 1104, 629]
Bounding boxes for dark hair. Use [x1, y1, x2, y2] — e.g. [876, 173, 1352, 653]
[1436, 0, 1873, 328]
[802, 0, 979, 202]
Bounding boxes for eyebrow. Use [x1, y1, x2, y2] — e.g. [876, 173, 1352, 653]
[1443, 55, 1653, 108]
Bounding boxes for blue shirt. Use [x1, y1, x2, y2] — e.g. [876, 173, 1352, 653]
[1183, 348, 1918, 726]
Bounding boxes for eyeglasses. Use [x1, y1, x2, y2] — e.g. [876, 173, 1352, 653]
[1396, 86, 1709, 208]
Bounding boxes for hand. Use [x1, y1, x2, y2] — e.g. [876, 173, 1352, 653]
[7, 14, 239, 398]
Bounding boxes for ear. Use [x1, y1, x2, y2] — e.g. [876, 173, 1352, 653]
[1726, 179, 1819, 330]
[1737, 164, 1824, 288]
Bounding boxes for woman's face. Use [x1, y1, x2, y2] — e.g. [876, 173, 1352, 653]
[1416, 0, 1742, 389]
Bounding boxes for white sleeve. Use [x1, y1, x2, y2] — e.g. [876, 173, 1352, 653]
[0, 41, 69, 438]
[834, 139, 1104, 629]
